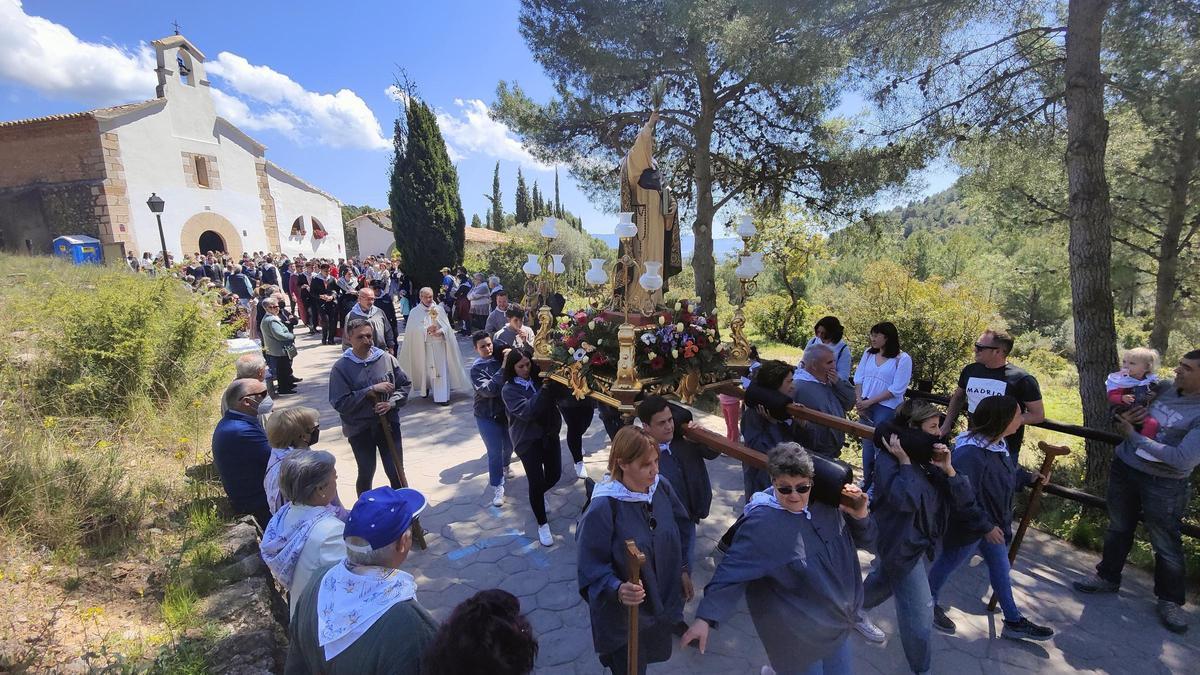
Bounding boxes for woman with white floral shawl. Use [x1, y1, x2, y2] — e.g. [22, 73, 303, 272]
[260, 450, 346, 615]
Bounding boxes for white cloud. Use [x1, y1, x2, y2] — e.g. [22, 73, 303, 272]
[435, 98, 552, 171]
[384, 85, 409, 106]
[0, 1, 389, 151]
[0, 0, 156, 105]
[206, 52, 389, 150]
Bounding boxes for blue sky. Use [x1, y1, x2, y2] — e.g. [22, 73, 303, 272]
[0, 0, 955, 237]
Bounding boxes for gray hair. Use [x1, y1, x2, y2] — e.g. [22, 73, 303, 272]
[488, 275, 500, 286]
[279, 450, 336, 505]
[222, 378, 261, 411]
[345, 535, 402, 566]
[235, 353, 267, 379]
[261, 297, 279, 309]
[766, 442, 815, 479]
[801, 343, 833, 369]
[345, 317, 372, 335]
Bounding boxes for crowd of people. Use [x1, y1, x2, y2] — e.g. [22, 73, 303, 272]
[199, 251, 1200, 673]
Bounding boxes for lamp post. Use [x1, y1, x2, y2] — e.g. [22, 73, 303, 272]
[146, 193, 169, 267]
[727, 215, 762, 368]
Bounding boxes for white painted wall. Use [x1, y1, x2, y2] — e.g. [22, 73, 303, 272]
[268, 166, 346, 260]
[354, 217, 395, 258]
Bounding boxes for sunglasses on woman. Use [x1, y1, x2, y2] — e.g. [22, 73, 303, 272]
[774, 483, 813, 495]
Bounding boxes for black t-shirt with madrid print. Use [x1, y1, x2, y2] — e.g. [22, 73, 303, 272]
[957, 362, 1042, 461]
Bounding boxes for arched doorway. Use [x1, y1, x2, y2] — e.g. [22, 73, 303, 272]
[198, 230, 226, 254]
[179, 212, 243, 258]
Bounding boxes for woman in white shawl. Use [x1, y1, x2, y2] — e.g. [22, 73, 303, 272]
[260, 450, 347, 615]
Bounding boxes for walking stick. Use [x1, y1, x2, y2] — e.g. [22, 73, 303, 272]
[370, 392, 427, 549]
[988, 440, 1070, 611]
[624, 540, 646, 675]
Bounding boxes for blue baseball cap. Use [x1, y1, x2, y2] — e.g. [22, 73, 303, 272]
[343, 487, 427, 551]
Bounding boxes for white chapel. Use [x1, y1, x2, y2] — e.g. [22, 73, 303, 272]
[0, 34, 345, 260]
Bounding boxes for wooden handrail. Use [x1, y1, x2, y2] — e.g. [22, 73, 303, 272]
[709, 381, 875, 440]
[904, 389, 1125, 445]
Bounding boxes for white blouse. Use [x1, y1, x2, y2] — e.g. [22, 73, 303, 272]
[855, 350, 913, 410]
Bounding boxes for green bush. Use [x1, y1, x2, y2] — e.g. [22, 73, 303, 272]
[745, 294, 809, 346]
[0, 254, 228, 419]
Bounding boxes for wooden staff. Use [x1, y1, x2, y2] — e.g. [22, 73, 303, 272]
[370, 392, 427, 549]
[624, 540, 646, 675]
[988, 440, 1070, 611]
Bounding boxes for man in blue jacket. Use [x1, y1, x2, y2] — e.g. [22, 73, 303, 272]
[211, 378, 273, 528]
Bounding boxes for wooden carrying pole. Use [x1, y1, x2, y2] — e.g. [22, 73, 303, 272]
[988, 440, 1070, 611]
[370, 392, 427, 549]
[624, 540, 646, 675]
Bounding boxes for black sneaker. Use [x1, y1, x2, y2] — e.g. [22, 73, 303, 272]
[933, 605, 956, 634]
[1002, 617, 1054, 641]
[1158, 600, 1188, 634]
[1073, 574, 1119, 594]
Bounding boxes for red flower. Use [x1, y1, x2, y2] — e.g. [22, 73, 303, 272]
[649, 356, 666, 370]
[683, 343, 699, 358]
[564, 334, 580, 349]
[574, 311, 588, 325]
[590, 352, 609, 366]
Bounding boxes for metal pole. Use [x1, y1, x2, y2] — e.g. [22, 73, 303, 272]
[155, 213, 170, 267]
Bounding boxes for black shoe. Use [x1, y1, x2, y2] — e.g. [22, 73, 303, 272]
[1073, 574, 1119, 594]
[437, 401, 450, 407]
[1158, 600, 1189, 634]
[275, 389, 296, 396]
[933, 605, 956, 634]
[291, 378, 304, 383]
[1002, 617, 1054, 641]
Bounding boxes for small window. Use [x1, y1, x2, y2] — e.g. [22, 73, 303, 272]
[290, 217, 306, 237]
[312, 217, 328, 240]
[194, 156, 210, 188]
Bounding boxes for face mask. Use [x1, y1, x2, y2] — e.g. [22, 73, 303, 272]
[308, 427, 321, 447]
[257, 395, 274, 416]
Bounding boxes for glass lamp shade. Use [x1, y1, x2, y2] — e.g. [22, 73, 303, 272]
[585, 258, 609, 285]
[551, 254, 566, 275]
[522, 253, 541, 276]
[749, 252, 765, 275]
[615, 211, 638, 239]
[639, 261, 664, 292]
[735, 255, 754, 280]
[541, 217, 559, 239]
[736, 214, 756, 239]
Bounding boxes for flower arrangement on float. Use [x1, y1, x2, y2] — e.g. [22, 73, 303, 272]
[547, 300, 726, 395]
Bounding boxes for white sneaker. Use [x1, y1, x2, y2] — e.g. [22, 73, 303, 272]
[491, 485, 504, 507]
[575, 461, 587, 479]
[537, 524, 553, 546]
[855, 616, 886, 643]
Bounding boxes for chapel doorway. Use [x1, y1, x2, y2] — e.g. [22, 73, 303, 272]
[198, 230, 226, 254]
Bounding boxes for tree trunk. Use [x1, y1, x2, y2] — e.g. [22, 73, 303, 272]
[1148, 97, 1197, 355]
[1065, 0, 1119, 490]
[691, 106, 717, 309]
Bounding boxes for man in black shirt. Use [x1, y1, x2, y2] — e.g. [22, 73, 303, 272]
[939, 329, 1045, 462]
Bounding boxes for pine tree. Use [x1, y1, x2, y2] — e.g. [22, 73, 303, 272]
[515, 168, 531, 225]
[471, 214, 482, 229]
[490, 161, 504, 231]
[554, 169, 563, 219]
[389, 97, 466, 288]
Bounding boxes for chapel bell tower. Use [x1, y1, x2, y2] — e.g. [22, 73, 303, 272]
[152, 34, 216, 140]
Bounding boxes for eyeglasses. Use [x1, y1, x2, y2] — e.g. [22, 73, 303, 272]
[643, 503, 657, 532]
[242, 390, 268, 401]
[974, 344, 999, 352]
[774, 483, 813, 495]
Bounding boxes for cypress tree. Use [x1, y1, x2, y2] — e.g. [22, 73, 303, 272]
[515, 168, 531, 225]
[388, 98, 466, 288]
[554, 169, 563, 219]
[471, 214, 482, 229]
[490, 161, 504, 231]
[532, 181, 542, 219]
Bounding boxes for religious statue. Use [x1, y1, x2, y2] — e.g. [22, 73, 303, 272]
[617, 111, 682, 312]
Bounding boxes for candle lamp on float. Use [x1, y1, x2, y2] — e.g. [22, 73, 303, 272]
[524, 217, 565, 362]
[727, 214, 763, 368]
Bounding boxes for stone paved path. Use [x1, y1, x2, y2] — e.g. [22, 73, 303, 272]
[277, 327, 1199, 673]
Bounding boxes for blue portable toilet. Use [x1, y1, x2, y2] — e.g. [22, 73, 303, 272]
[52, 235, 104, 264]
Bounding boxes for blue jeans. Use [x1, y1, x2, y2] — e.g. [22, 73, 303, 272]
[1097, 457, 1191, 604]
[928, 538, 1021, 623]
[860, 403, 897, 493]
[795, 636, 851, 675]
[864, 559, 932, 673]
[476, 416, 514, 488]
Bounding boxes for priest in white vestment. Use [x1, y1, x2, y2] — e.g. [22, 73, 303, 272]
[399, 287, 469, 405]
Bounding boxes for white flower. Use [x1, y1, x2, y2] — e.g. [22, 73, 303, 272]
[675, 322, 685, 333]
[658, 315, 666, 325]
[640, 332, 656, 345]
[674, 302, 682, 311]
[671, 349, 679, 359]
[573, 348, 588, 362]
[588, 321, 596, 329]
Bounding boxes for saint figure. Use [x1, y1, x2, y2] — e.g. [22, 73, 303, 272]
[617, 111, 682, 311]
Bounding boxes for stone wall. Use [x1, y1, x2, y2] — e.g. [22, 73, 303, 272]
[0, 183, 99, 255]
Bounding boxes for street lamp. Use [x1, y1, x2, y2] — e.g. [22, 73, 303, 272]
[146, 193, 169, 267]
[727, 214, 761, 368]
[526, 217, 562, 361]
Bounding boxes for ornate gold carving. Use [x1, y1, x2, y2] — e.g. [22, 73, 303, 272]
[533, 305, 554, 361]
[611, 322, 640, 393]
[726, 309, 751, 368]
[675, 368, 700, 404]
[566, 360, 591, 400]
